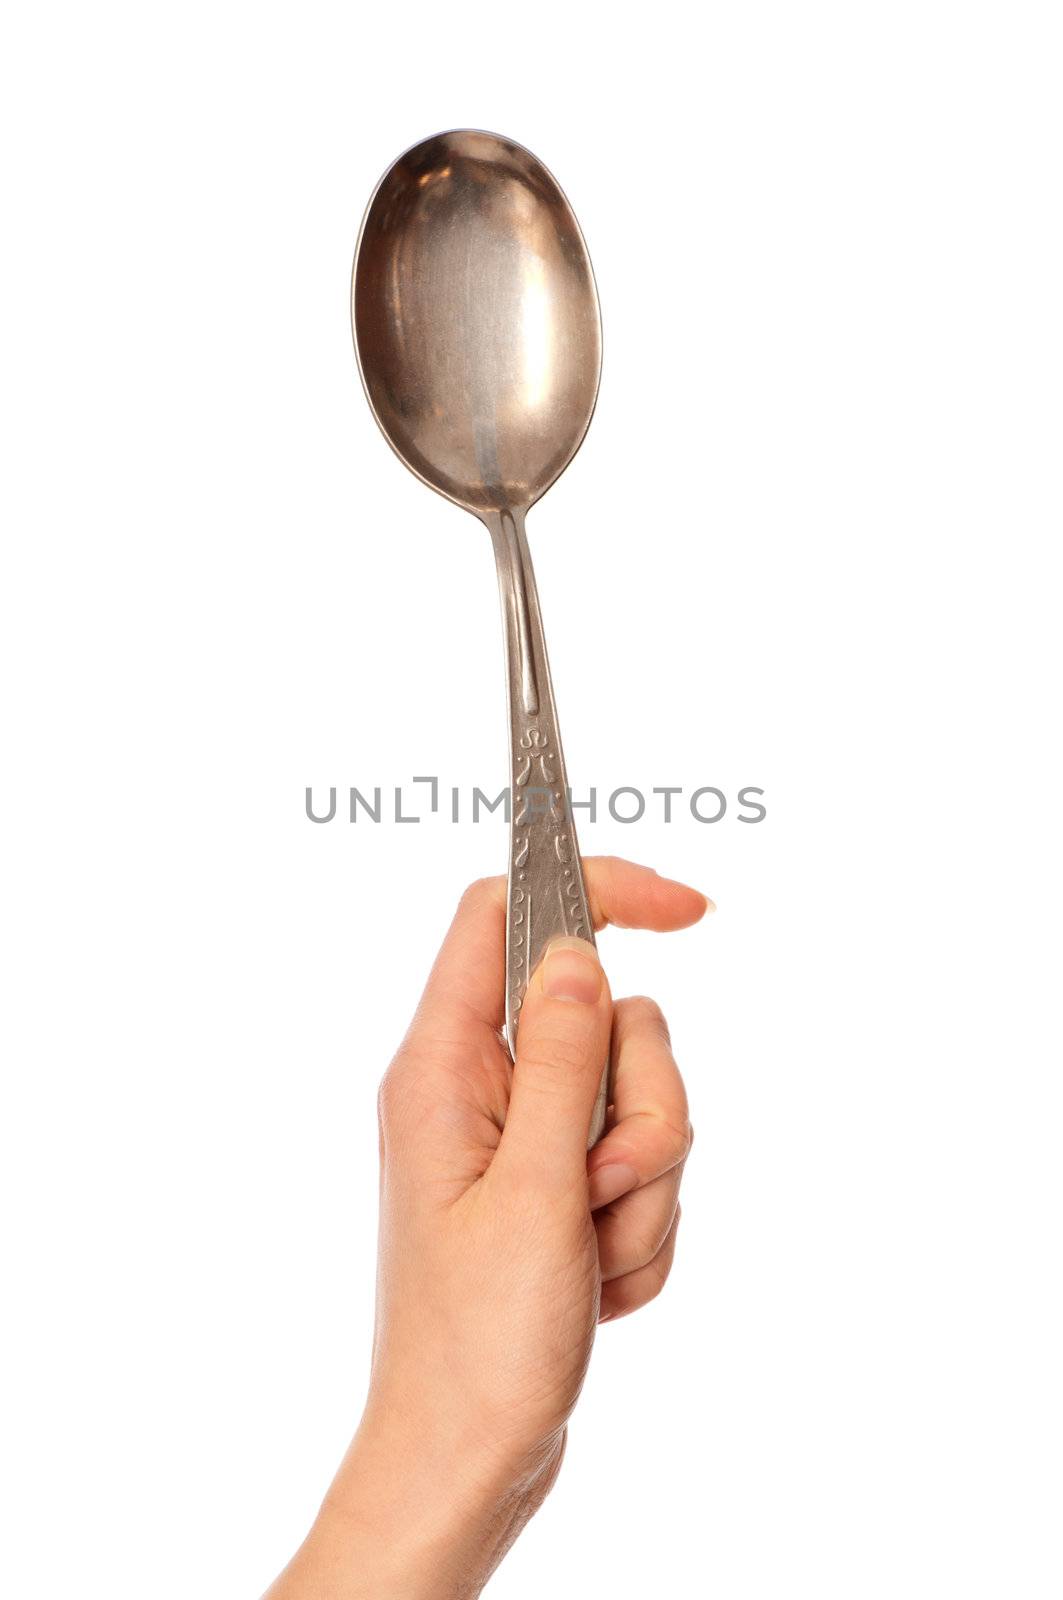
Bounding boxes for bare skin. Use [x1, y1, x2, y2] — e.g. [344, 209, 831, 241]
[266, 856, 711, 1598]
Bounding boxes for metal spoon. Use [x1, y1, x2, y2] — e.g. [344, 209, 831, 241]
[352, 129, 607, 1143]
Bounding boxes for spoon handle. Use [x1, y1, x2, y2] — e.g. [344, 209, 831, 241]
[486, 507, 608, 1147]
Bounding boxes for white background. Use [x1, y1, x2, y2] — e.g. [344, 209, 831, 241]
[2, 4, 1060, 1596]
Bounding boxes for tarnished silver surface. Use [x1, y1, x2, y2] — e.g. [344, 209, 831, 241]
[352, 130, 607, 1144]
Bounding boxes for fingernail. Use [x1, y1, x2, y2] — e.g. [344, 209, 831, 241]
[700, 892, 717, 913]
[541, 937, 602, 1004]
[588, 1162, 639, 1210]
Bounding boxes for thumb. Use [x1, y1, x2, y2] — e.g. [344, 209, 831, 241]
[498, 936, 612, 1182]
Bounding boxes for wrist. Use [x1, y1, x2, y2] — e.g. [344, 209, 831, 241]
[305, 1402, 561, 1600]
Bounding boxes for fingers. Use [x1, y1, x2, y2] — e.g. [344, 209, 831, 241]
[586, 997, 692, 1210]
[596, 1170, 681, 1281]
[589, 997, 690, 1315]
[406, 860, 711, 1047]
[599, 1207, 681, 1323]
[494, 937, 613, 1181]
[584, 857, 712, 934]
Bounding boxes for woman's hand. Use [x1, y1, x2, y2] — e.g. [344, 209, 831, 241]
[266, 857, 710, 1599]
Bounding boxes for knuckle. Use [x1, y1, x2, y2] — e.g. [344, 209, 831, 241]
[646, 1260, 670, 1301]
[631, 1221, 668, 1271]
[376, 1068, 399, 1128]
[621, 1208, 680, 1313]
[625, 1259, 670, 1315]
[668, 1115, 694, 1163]
[624, 995, 671, 1042]
[648, 1217, 680, 1295]
[458, 875, 499, 914]
[518, 1030, 592, 1079]
[641, 1110, 692, 1167]
[376, 1052, 415, 1127]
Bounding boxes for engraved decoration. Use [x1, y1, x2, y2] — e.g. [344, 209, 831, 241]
[508, 719, 590, 1036]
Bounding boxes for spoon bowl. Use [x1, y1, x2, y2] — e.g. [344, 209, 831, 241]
[353, 130, 601, 514]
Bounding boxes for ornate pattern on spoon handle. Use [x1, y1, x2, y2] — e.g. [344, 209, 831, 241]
[485, 507, 608, 1148]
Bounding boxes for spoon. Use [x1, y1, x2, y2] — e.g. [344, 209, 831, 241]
[352, 130, 607, 1144]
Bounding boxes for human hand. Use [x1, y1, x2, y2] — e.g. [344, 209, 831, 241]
[266, 857, 710, 1599]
